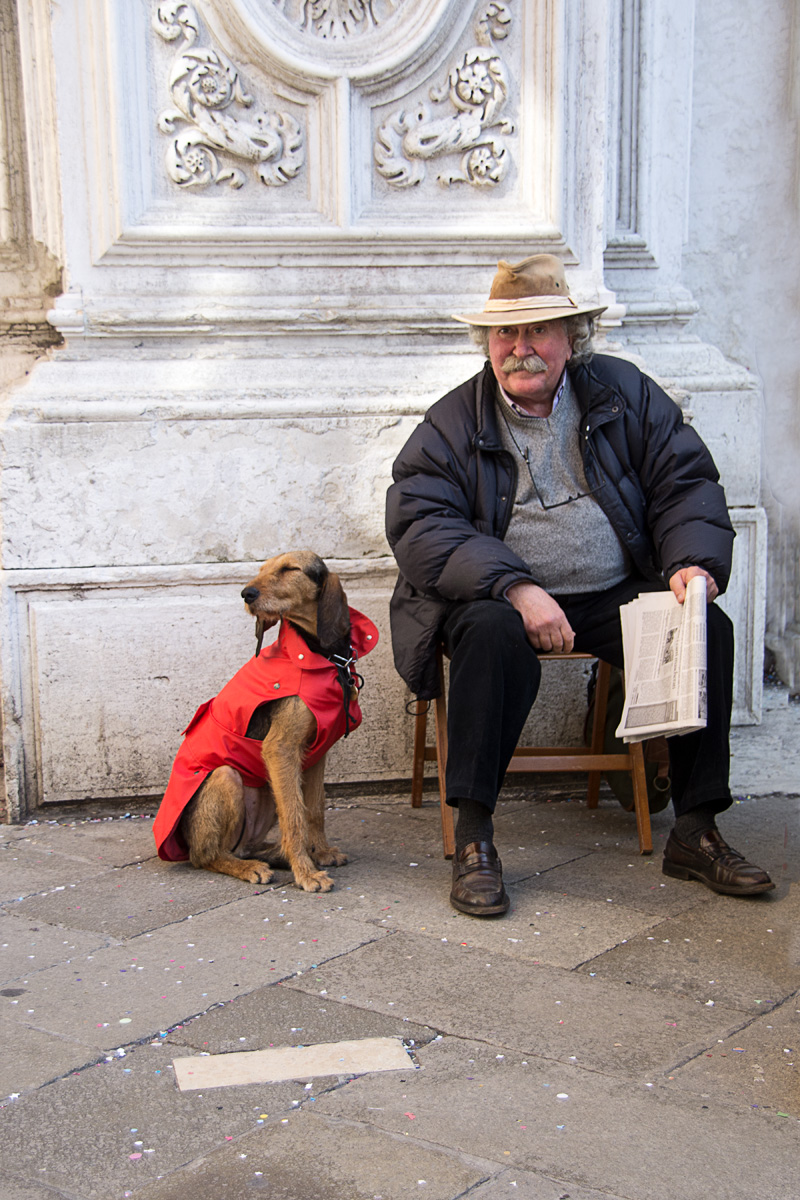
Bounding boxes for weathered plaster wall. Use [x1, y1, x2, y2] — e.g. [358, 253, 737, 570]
[683, 0, 800, 688]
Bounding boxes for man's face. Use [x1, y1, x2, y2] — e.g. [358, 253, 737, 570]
[487, 319, 573, 413]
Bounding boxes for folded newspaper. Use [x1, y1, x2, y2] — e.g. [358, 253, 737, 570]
[615, 575, 708, 743]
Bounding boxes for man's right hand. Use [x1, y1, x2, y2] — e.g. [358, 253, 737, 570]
[505, 581, 575, 653]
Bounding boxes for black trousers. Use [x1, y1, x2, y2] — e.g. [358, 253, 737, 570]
[441, 576, 734, 821]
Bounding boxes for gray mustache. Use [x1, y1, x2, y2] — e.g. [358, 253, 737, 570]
[501, 354, 548, 374]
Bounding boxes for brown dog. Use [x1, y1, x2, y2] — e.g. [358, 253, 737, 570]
[153, 551, 378, 892]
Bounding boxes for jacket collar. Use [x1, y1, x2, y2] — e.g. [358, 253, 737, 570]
[267, 609, 378, 671]
[473, 362, 506, 451]
[568, 358, 626, 429]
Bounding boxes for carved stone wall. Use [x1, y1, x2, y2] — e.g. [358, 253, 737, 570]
[0, 0, 773, 818]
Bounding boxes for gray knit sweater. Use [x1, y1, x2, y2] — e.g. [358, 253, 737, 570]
[496, 374, 632, 593]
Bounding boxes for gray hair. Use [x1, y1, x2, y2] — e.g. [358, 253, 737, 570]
[468, 315, 595, 366]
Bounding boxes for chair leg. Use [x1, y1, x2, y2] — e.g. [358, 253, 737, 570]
[410, 701, 427, 808]
[433, 649, 455, 860]
[629, 740, 653, 855]
[587, 660, 610, 808]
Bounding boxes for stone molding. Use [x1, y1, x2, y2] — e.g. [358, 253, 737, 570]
[720, 507, 767, 726]
[44, 0, 617, 348]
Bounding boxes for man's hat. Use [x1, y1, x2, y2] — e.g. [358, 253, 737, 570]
[452, 254, 607, 326]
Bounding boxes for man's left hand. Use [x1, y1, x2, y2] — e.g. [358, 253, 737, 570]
[669, 566, 719, 605]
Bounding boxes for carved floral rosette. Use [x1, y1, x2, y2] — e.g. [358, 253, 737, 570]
[153, 2, 304, 188]
[272, 0, 401, 41]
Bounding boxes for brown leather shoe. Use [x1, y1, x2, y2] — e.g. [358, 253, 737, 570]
[662, 828, 775, 896]
[450, 841, 509, 916]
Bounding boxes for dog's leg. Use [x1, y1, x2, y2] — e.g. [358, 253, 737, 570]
[234, 785, 278, 861]
[261, 701, 335, 892]
[183, 767, 274, 885]
[302, 755, 347, 868]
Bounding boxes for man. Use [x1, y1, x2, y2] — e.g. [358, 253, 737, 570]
[385, 254, 773, 916]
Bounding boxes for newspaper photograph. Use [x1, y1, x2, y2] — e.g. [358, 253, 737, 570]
[615, 575, 708, 743]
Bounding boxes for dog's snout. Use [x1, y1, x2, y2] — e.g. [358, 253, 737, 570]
[241, 586, 260, 604]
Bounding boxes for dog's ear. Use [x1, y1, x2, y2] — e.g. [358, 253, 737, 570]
[316, 571, 351, 649]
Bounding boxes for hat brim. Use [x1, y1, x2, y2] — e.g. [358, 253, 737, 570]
[452, 301, 607, 326]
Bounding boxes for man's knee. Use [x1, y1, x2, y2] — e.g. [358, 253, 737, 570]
[445, 598, 535, 657]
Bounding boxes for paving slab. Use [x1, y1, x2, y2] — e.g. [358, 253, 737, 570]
[279, 807, 665, 969]
[0, 824, 38, 844]
[576, 882, 800, 1012]
[0, 912, 109, 984]
[0, 843, 109, 904]
[0, 895, 386, 1052]
[668, 992, 800, 1117]
[467, 1169, 628, 1200]
[6, 856, 279, 940]
[313, 1035, 800, 1200]
[0, 1176, 82, 1200]
[730, 690, 800, 794]
[531, 847, 715, 918]
[0, 1039, 334, 1200]
[286, 929, 738, 1077]
[6, 815, 158, 868]
[0, 1015, 102, 1099]
[165, 979, 435, 1055]
[130, 1108, 487, 1200]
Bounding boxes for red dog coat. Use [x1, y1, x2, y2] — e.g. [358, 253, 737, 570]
[153, 608, 378, 861]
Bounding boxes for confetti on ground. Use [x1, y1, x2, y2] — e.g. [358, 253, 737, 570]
[173, 1037, 414, 1091]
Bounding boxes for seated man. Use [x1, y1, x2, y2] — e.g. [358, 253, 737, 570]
[385, 253, 773, 916]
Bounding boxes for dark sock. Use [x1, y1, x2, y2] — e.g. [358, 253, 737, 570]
[454, 798, 494, 854]
[673, 803, 720, 849]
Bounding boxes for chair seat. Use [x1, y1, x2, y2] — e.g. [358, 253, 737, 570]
[410, 647, 653, 859]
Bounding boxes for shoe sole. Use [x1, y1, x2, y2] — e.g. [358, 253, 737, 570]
[450, 891, 510, 917]
[662, 858, 776, 896]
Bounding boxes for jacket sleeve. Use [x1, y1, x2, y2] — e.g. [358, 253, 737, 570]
[386, 409, 534, 603]
[626, 369, 734, 592]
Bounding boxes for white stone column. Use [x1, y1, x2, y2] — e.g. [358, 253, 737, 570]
[603, 0, 767, 724]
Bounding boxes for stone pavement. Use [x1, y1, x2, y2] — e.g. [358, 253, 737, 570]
[1, 689, 799, 1200]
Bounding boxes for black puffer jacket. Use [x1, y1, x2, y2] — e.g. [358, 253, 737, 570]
[386, 354, 734, 699]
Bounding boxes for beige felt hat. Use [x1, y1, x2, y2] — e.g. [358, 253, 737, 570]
[453, 254, 607, 326]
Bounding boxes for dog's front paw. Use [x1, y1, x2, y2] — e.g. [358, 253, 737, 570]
[240, 862, 274, 885]
[295, 869, 335, 893]
[313, 846, 348, 868]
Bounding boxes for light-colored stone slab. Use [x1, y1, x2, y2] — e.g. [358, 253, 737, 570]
[173, 1035, 413, 1091]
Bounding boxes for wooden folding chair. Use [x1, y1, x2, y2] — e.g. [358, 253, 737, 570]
[410, 645, 653, 859]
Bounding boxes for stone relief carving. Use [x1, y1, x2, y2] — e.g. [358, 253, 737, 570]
[153, 2, 304, 188]
[272, 0, 401, 40]
[373, 1, 514, 188]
